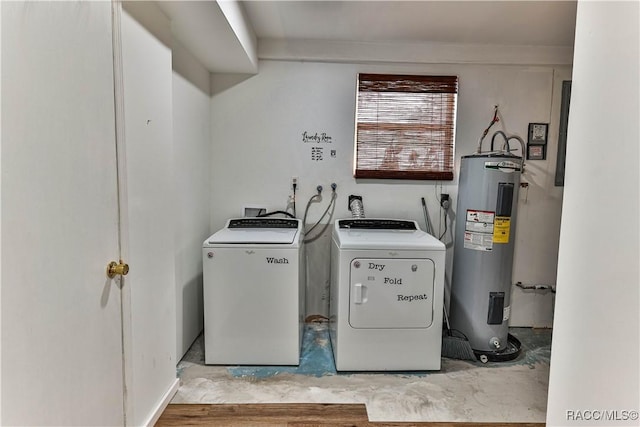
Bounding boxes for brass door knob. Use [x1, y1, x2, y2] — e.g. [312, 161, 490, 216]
[107, 261, 129, 278]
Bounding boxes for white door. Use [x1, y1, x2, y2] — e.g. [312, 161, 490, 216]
[349, 258, 435, 329]
[2, 3, 178, 426]
[1, 2, 125, 425]
[118, 8, 178, 426]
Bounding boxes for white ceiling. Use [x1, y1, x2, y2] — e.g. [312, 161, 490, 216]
[159, 0, 258, 72]
[243, 1, 577, 47]
[159, 0, 577, 73]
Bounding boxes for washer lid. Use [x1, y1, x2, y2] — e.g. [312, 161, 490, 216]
[206, 218, 301, 245]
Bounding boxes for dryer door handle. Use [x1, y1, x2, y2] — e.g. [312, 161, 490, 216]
[353, 283, 364, 304]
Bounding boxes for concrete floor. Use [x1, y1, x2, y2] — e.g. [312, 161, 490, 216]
[172, 323, 551, 423]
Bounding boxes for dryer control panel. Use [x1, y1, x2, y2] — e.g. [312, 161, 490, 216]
[338, 219, 417, 230]
[228, 218, 299, 229]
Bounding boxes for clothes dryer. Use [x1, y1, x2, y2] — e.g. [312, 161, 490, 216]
[330, 219, 445, 370]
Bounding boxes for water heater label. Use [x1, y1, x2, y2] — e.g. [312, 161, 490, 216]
[466, 221, 494, 233]
[493, 216, 511, 243]
[464, 210, 495, 251]
[464, 231, 493, 251]
[466, 210, 495, 224]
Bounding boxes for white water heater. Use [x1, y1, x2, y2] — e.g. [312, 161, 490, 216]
[450, 152, 522, 355]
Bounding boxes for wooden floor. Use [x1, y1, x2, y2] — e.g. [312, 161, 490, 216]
[156, 404, 546, 426]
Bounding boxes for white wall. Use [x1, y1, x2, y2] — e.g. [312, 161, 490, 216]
[125, 1, 212, 362]
[1, 3, 4, 422]
[210, 59, 569, 325]
[509, 67, 570, 327]
[120, 7, 178, 426]
[172, 39, 211, 359]
[546, 1, 639, 425]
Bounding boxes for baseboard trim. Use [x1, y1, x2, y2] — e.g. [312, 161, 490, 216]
[144, 378, 180, 427]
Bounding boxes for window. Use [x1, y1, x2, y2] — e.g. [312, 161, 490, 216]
[354, 74, 458, 180]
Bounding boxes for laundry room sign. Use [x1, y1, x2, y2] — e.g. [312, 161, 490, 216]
[301, 131, 334, 162]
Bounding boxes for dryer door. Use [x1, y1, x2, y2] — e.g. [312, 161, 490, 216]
[349, 258, 435, 329]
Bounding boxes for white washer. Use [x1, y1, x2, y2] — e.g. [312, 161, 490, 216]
[203, 218, 305, 365]
[330, 219, 445, 371]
